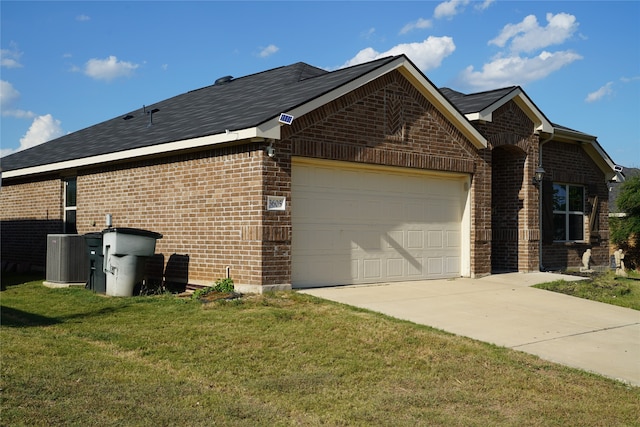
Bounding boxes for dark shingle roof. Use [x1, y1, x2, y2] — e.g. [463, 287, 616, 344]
[551, 122, 596, 139]
[1, 56, 401, 173]
[439, 86, 518, 114]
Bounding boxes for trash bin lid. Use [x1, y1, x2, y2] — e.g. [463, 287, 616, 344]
[102, 227, 163, 240]
[84, 232, 104, 246]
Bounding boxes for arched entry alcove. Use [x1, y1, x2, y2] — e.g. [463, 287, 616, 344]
[491, 144, 527, 272]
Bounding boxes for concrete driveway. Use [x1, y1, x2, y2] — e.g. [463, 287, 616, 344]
[299, 272, 640, 386]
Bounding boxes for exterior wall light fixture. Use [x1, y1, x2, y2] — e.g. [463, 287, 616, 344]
[266, 141, 275, 158]
[532, 166, 546, 186]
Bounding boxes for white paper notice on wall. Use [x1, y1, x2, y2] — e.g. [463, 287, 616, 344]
[267, 196, 286, 211]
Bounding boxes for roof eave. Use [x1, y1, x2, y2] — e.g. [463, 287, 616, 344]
[1, 126, 277, 179]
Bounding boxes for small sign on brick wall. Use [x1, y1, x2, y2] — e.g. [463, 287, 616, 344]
[267, 195, 286, 211]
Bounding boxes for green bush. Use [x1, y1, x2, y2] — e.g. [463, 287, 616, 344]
[191, 278, 235, 300]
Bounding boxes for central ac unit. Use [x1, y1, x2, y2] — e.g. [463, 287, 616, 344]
[46, 234, 88, 284]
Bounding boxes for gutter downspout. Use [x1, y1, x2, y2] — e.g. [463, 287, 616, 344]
[538, 134, 553, 272]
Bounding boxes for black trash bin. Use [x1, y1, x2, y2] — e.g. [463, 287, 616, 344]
[84, 232, 106, 293]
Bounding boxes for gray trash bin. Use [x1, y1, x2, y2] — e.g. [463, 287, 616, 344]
[103, 228, 163, 296]
[84, 232, 106, 293]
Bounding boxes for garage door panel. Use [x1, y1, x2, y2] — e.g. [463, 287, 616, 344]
[292, 161, 465, 287]
[387, 258, 404, 277]
[446, 257, 461, 274]
[447, 230, 461, 248]
[408, 257, 424, 276]
[428, 230, 443, 248]
[427, 257, 443, 275]
[407, 230, 424, 249]
[363, 258, 382, 279]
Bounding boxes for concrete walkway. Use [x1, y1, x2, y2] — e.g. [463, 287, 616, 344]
[299, 272, 640, 386]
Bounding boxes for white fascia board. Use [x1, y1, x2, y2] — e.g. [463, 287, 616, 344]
[465, 111, 492, 122]
[1, 126, 276, 179]
[277, 57, 487, 149]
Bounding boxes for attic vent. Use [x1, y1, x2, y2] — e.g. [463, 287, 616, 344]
[123, 114, 134, 120]
[215, 75, 233, 85]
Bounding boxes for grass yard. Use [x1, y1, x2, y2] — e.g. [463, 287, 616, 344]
[534, 270, 640, 310]
[1, 277, 639, 426]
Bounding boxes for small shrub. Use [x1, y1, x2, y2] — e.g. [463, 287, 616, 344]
[191, 278, 235, 300]
[213, 278, 234, 293]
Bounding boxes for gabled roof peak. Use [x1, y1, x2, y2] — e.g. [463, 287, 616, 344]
[439, 86, 519, 114]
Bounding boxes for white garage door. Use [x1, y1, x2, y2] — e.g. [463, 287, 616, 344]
[292, 159, 469, 288]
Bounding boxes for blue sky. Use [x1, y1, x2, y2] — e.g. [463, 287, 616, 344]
[2, 1, 639, 167]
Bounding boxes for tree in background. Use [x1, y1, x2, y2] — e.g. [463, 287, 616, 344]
[610, 174, 640, 270]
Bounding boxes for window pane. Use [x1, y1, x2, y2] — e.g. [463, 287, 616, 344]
[65, 179, 77, 207]
[553, 214, 566, 240]
[64, 210, 77, 234]
[553, 184, 566, 211]
[568, 186, 583, 212]
[569, 214, 584, 241]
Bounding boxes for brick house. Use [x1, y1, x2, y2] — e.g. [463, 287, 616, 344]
[0, 55, 619, 292]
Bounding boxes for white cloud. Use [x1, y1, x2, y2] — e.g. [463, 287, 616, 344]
[361, 28, 376, 39]
[258, 44, 279, 58]
[0, 80, 20, 108]
[475, 0, 495, 11]
[620, 75, 640, 83]
[458, 12, 582, 89]
[400, 18, 432, 35]
[0, 147, 15, 158]
[0, 80, 35, 119]
[84, 56, 139, 81]
[434, 0, 469, 20]
[342, 36, 455, 71]
[585, 82, 614, 103]
[1, 44, 23, 68]
[76, 14, 91, 22]
[459, 50, 583, 91]
[489, 12, 578, 54]
[18, 114, 64, 150]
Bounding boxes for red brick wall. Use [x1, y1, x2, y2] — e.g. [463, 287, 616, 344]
[261, 148, 292, 286]
[5, 69, 488, 284]
[278, 70, 490, 277]
[475, 100, 540, 272]
[0, 177, 64, 271]
[76, 145, 266, 287]
[541, 141, 610, 270]
[491, 146, 526, 271]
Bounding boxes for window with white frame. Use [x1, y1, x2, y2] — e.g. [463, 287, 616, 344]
[64, 178, 77, 234]
[552, 183, 584, 241]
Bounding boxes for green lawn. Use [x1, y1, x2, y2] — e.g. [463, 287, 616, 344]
[1, 277, 639, 426]
[534, 270, 640, 310]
